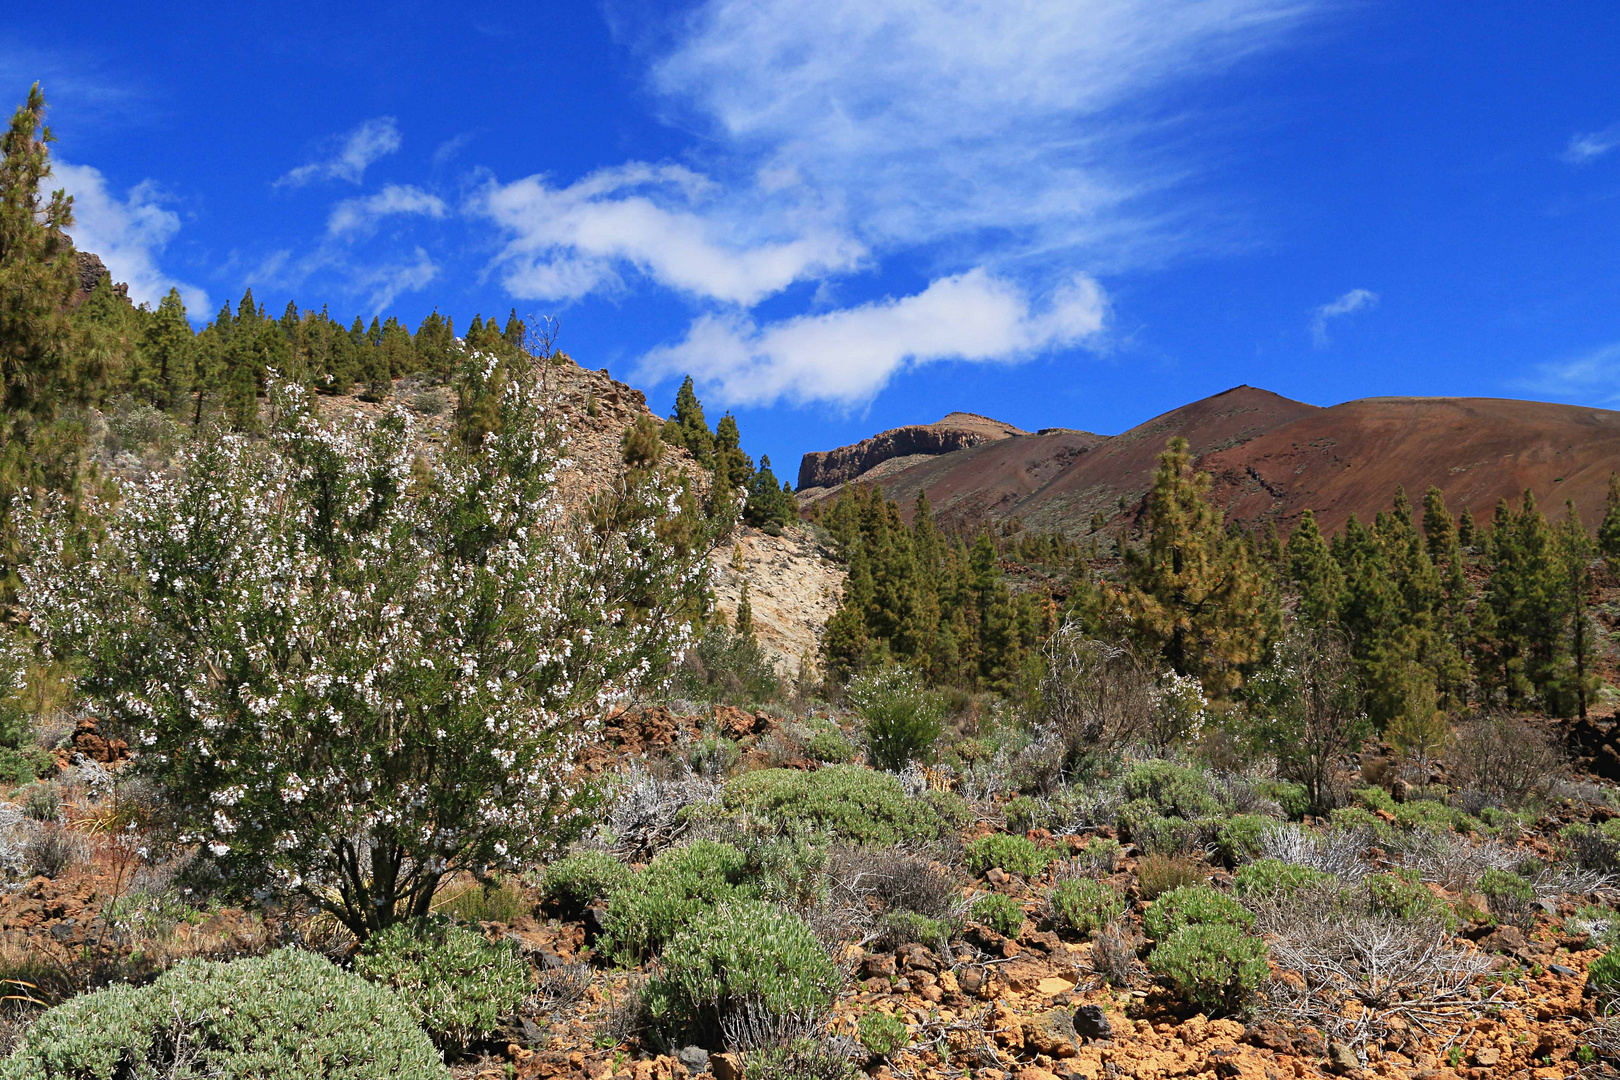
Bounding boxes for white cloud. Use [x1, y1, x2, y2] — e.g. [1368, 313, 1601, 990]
[649, 0, 1314, 257]
[49, 161, 210, 313]
[1528, 341, 1620, 404]
[472, 0, 1320, 405]
[351, 247, 439, 313]
[277, 117, 401, 187]
[639, 268, 1105, 406]
[476, 162, 864, 306]
[327, 184, 447, 238]
[1311, 287, 1378, 347]
[1562, 124, 1620, 165]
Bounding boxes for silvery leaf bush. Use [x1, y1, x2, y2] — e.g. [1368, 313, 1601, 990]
[17, 352, 710, 938]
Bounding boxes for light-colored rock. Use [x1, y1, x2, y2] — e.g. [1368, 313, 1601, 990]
[710, 525, 845, 674]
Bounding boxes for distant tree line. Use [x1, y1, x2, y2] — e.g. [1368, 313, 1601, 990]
[813, 434, 1620, 735]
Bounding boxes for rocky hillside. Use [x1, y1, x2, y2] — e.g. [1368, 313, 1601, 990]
[799, 386, 1620, 536]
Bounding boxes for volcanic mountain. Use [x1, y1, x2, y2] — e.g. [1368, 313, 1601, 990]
[797, 387, 1620, 536]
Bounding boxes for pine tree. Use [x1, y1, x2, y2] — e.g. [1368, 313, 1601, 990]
[712, 413, 753, 494]
[139, 288, 193, 411]
[1457, 505, 1476, 549]
[1121, 437, 1266, 693]
[743, 455, 795, 529]
[663, 376, 715, 463]
[734, 579, 754, 638]
[1554, 500, 1597, 719]
[0, 84, 100, 600]
[1285, 510, 1342, 624]
[1599, 473, 1620, 572]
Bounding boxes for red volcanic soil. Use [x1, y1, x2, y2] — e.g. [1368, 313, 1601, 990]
[1202, 396, 1620, 534]
[801, 388, 1620, 537]
[805, 385, 1318, 531]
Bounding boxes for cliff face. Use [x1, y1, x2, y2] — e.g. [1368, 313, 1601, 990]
[796, 413, 1026, 491]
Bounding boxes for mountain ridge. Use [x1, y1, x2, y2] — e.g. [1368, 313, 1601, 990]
[797, 387, 1620, 536]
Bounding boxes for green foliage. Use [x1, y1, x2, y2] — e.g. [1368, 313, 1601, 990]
[874, 911, 951, 950]
[1233, 858, 1336, 900]
[537, 854, 625, 913]
[858, 1011, 912, 1058]
[1328, 806, 1393, 839]
[0, 745, 51, 785]
[1119, 761, 1220, 819]
[1477, 868, 1534, 918]
[1143, 885, 1253, 942]
[803, 721, 856, 764]
[676, 627, 782, 707]
[848, 667, 946, 772]
[743, 455, 798, 530]
[2, 947, 445, 1079]
[1049, 878, 1125, 939]
[813, 485, 1053, 692]
[743, 1039, 859, 1080]
[1147, 923, 1268, 1016]
[0, 85, 103, 605]
[1118, 807, 1211, 857]
[600, 841, 754, 964]
[1364, 871, 1457, 928]
[641, 900, 841, 1047]
[1562, 905, 1619, 948]
[1588, 947, 1620, 1001]
[722, 765, 969, 846]
[1353, 786, 1397, 813]
[963, 833, 1054, 877]
[21, 782, 59, 822]
[971, 893, 1025, 937]
[1253, 779, 1310, 821]
[1121, 437, 1270, 694]
[354, 917, 529, 1053]
[1215, 814, 1273, 865]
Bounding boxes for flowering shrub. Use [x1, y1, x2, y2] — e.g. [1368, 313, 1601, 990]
[847, 667, 946, 772]
[18, 359, 709, 937]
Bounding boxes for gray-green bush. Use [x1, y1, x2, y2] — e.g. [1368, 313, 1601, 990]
[641, 901, 841, 1047]
[2, 947, 445, 1079]
[722, 766, 969, 846]
[353, 917, 529, 1053]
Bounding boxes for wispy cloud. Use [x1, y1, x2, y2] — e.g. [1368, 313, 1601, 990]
[534, 0, 1318, 406]
[476, 162, 863, 306]
[639, 269, 1105, 407]
[1311, 287, 1378, 347]
[1527, 341, 1620, 404]
[277, 117, 401, 187]
[328, 184, 447, 238]
[49, 160, 210, 314]
[1561, 123, 1620, 165]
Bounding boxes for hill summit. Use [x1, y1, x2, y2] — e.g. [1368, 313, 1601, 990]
[798, 386, 1620, 535]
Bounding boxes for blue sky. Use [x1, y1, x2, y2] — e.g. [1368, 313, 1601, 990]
[10, 1, 1620, 476]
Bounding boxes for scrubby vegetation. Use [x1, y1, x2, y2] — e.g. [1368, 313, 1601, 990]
[5, 82, 1620, 1080]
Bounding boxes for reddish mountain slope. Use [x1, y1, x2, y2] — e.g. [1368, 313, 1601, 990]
[1202, 396, 1620, 533]
[798, 389, 1620, 537]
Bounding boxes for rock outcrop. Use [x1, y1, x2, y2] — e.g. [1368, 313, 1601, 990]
[797, 413, 1026, 492]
